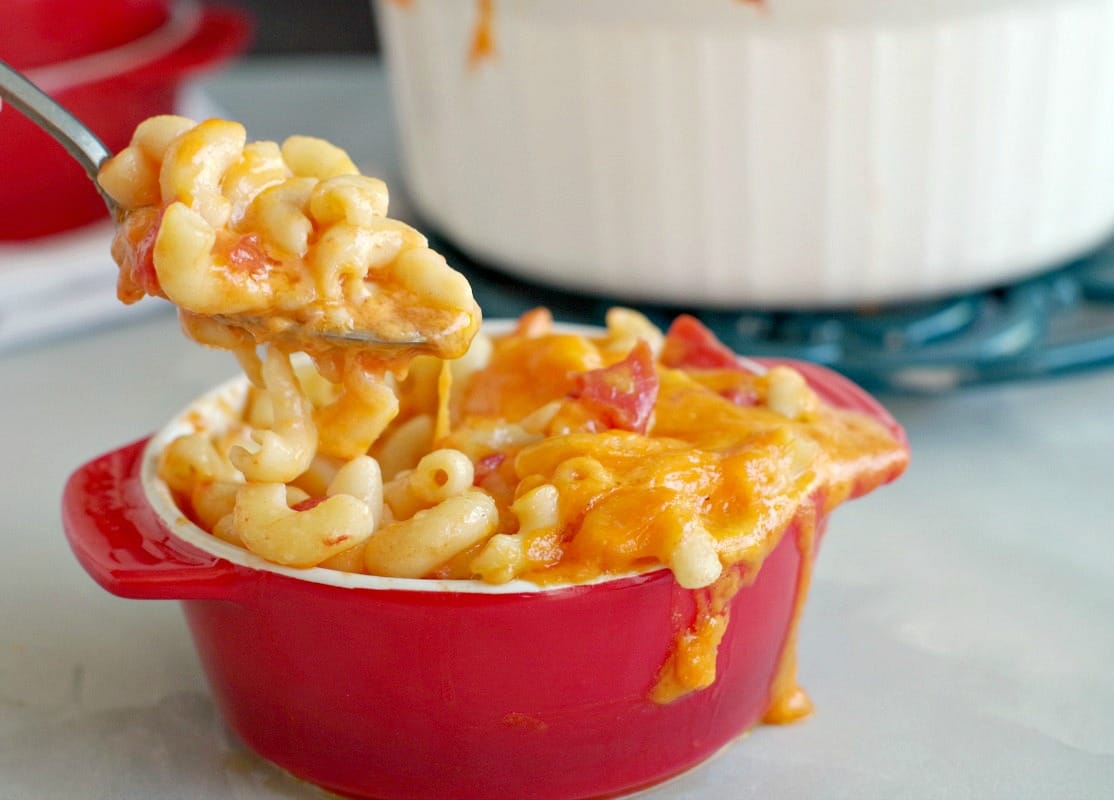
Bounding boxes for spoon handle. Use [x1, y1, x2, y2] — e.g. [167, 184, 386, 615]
[0, 60, 115, 207]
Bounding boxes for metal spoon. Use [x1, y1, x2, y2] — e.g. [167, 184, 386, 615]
[0, 60, 428, 348]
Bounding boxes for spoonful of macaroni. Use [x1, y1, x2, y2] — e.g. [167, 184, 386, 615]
[0, 61, 481, 361]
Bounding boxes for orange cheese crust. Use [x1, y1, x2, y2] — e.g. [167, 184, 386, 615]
[441, 317, 906, 713]
[446, 328, 904, 584]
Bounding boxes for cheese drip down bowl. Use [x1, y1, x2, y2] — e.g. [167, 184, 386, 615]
[62, 347, 906, 800]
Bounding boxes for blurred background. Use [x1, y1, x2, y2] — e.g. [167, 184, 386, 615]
[223, 0, 378, 54]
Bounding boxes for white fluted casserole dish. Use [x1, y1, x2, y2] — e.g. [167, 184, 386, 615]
[375, 0, 1114, 307]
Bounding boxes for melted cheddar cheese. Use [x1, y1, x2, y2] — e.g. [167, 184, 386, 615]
[446, 324, 904, 584]
[438, 315, 906, 712]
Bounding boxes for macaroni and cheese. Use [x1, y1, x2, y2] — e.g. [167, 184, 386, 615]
[100, 117, 907, 716]
[100, 115, 480, 374]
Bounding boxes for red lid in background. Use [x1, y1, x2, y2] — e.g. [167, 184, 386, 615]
[0, 5, 253, 240]
[1, 0, 173, 69]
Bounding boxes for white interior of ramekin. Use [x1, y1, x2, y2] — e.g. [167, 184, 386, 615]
[140, 319, 675, 595]
[24, 0, 203, 93]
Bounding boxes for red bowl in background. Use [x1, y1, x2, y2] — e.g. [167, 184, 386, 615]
[62, 360, 907, 800]
[0, 4, 251, 241]
[1, 0, 170, 69]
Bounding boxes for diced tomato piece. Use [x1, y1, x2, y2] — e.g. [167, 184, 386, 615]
[132, 220, 162, 295]
[570, 339, 658, 433]
[721, 386, 760, 407]
[514, 307, 554, 337]
[223, 232, 268, 274]
[293, 496, 328, 512]
[116, 205, 166, 299]
[473, 452, 507, 485]
[661, 315, 739, 370]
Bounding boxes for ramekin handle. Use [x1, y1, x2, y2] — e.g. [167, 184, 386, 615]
[62, 438, 246, 601]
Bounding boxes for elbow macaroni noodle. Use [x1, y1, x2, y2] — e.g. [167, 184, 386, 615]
[106, 117, 906, 597]
[149, 303, 902, 586]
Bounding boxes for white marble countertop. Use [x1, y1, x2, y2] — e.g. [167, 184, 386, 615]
[1, 57, 1112, 799]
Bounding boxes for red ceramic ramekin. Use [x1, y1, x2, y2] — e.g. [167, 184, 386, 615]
[0, 3, 251, 241]
[62, 358, 906, 800]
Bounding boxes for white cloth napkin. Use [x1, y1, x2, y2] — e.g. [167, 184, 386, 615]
[0, 223, 171, 351]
